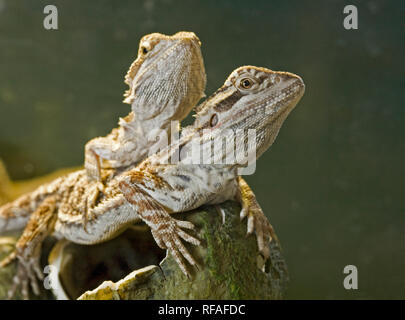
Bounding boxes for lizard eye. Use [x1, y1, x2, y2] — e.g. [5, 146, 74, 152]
[139, 41, 153, 55]
[240, 78, 253, 89]
[236, 77, 258, 91]
[210, 114, 218, 127]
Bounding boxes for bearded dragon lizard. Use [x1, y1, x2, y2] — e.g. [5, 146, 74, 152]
[0, 31, 206, 299]
[84, 31, 206, 206]
[0, 65, 304, 299]
[117, 65, 305, 276]
[84, 32, 267, 263]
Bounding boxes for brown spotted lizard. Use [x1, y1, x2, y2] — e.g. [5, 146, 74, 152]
[0, 66, 304, 299]
[84, 31, 206, 204]
[0, 31, 206, 299]
[117, 65, 305, 276]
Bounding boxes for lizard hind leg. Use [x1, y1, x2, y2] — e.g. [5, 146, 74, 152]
[0, 195, 57, 299]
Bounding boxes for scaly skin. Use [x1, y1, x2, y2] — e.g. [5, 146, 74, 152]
[0, 31, 206, 299]
[0, 31, 206, 234]
[84, 32, 266, 262]
[0, 65, 304, 298]
[84, 31, 206, 205]
[117, 66, 305, 276]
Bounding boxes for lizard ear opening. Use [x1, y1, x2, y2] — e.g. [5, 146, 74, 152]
[209, 114, 218, 127]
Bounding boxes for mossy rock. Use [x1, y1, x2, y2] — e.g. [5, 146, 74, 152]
[76, 201, 289, 300]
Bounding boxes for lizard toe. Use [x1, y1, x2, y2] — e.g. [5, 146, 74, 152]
[177, 228, 200, 246]
[0, 250, 16, 268]
[167, 241, 191, 278]
[175, 219, 195, 230]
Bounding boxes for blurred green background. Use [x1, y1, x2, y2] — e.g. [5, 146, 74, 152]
[0, 0, 403, 299]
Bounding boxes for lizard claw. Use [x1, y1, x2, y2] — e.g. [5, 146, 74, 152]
[0, 250, 17, 268]
[215, 205, 227, 225]
[240, 199, 275, 262]
[151, 217, 200, 278]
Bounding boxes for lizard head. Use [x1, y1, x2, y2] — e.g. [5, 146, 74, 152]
[123, 31, 206, 122]
[192, 66, 305, 162]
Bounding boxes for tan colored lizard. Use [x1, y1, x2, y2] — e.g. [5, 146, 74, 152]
[1, 32, 206, 207]
[0, 66, 304, 299]
[117, 65, 305, 275]
[0, 31, 206, 231]
[0, 31, 206, 299]
[84, 31, 206, 204]
[83, 32, 267, 263]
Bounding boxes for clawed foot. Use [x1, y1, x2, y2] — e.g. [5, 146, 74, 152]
[240, 200, 276, 262]
[0, 251, 44, 299]
[151, 217, 201, 278]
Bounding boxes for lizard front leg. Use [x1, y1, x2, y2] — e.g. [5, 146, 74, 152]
[84, 131, 134, 220]
[119, 178, 200, 277]
[84, 142, 103, 183]
[84, 137, 110, 221]
[0, 195, 57, 299]
[84, 134, 120, 183]
[236, 176, 276, 261]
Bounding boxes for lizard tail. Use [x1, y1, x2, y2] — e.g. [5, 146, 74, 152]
[0, 177, 63, 233]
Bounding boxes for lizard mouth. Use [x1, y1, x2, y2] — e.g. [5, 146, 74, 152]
[263, 78, 305, 118]
[254, 78, 305, 156]
[219, 77, 305, 132]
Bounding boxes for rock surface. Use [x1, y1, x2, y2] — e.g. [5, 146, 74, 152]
[76, 201, 289, 300]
